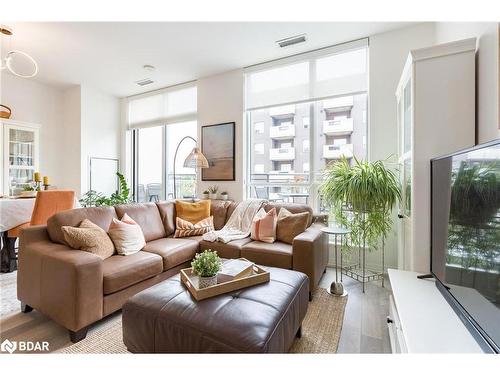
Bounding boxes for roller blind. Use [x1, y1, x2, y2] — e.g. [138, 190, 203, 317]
[245, 39, 368, 110]
[127, 83, 197, 129]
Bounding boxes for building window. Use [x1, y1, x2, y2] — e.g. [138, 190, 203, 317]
[245, 40, 368, 211]
[254, 122, 264, 134]
[255, 143, 264, 154]
[128, 84, 197, 201]
[303, 139, 310, 152]
[303, 116, 310, 128]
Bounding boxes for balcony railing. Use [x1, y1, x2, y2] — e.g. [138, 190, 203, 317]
[269, 104, 295, 118]
[269, 147, 295, 161]
[323, 118, 354, 135]
[269, 170, 295, 182]
[270, 124, 295, 139]
[323, 143, 353, 159]
[323, 96, 354, 111]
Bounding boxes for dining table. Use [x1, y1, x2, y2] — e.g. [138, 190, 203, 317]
[0, 197, 36, 272]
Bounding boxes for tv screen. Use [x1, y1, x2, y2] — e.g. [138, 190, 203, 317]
[431, 140, 500, 353]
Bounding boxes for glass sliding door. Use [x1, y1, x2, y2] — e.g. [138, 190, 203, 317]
[136, 126, 165, 202]
[165, 121, 197, 199]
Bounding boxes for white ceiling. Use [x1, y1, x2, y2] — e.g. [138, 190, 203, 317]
[2, 22, 416, 97]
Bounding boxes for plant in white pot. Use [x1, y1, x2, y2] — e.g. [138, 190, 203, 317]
[202, 190, 209, 199]
[208, 185, 218, 199]
[220, 191, 229, 200]
[191, 250, 222, 288]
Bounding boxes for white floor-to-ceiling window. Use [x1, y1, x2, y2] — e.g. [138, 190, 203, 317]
[245, 40, 368, 212]
[126, 83, 198, 202]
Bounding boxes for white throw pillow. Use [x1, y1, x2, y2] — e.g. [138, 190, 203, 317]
[108, 213, 146, 255]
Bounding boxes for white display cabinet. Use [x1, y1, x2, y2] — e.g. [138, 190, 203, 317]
[395, 38, 477, 273]
[1, 119, 40, 196]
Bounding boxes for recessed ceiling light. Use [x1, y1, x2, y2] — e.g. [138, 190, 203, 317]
[276, 34, 307, 48]
[143, 64, 155, 72]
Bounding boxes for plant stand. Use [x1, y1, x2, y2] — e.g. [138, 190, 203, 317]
[340, 239, 385, 293]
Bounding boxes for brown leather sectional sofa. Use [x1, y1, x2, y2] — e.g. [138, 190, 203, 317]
[17, 200, 328, 342]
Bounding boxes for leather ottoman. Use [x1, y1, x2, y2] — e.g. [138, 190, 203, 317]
[122, 267, 309, 353]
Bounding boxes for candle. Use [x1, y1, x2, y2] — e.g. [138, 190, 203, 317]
[34, 172, 41, 182]
[43, 176, 49, 186]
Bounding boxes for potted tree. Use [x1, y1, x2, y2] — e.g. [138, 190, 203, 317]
[320, 157, 401, 250]
[191, 250, 222, 288]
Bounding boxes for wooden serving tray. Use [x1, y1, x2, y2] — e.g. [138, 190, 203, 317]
[180, 258, 270, 301]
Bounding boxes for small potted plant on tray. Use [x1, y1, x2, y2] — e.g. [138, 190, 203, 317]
[191, 250, 222, 288]
[220, 191, 229, 201]
[202, 190, 209, 199]
[208, 185, 218, 200]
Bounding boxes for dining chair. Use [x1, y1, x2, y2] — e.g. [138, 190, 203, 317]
[2, 190, 75, 272]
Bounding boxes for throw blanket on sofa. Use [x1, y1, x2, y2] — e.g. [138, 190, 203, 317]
[202, 199, 266, 244]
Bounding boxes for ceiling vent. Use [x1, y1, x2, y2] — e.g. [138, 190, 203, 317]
[135, 78, 154, 86]
[276, 34, 306, 48]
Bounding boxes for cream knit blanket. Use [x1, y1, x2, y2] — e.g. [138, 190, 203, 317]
[202, 199, 266, 244]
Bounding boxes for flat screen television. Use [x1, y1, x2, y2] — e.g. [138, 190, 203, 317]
[431, 139, 500, 353]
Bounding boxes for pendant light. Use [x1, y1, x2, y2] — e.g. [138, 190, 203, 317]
[1, 25, 38, 78]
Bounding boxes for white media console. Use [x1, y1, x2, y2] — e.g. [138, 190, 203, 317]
[387, 269, 483, 353]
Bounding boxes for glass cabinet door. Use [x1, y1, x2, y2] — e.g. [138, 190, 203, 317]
[5, 126, 38, 196]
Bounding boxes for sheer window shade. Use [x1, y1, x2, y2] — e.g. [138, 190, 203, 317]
[127, 84, 197, 129]
[245, 39, 368, 110]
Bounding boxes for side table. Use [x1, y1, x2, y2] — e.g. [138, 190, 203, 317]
[321, 226, 351, 297]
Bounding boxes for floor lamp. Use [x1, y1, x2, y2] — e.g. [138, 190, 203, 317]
[173, 136, 209, 200]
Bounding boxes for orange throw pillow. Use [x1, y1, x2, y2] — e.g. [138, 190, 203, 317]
[251, 208, 277, 243]
[175, 199, 211, 224]
[174, 216, 214, 238]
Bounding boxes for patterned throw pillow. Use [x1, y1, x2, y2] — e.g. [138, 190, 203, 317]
[174, 216, 214, 238]
[276, 208, 310, 244]
[108, 213, 146, 255]
[250, 207, 277, 243]
[61, 219, 115, 259]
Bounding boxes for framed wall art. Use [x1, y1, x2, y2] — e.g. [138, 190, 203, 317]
[201, 122, 235, 181]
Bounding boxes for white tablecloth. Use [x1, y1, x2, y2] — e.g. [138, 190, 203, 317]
[0, 198, 36, 232]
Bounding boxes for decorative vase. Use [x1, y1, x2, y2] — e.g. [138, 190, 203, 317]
[202, 193, 209, 199]
[221, 194, 228, 201]
[209, 193, 217, 200]
[198, 275, 217, 289]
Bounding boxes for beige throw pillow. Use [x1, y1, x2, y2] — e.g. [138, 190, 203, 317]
[62, 219, 115, 259]
[276, 208, 310, 244]
[108, 213, 146, 255]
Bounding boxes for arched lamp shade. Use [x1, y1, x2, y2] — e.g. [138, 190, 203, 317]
[183, 147, 209, 169]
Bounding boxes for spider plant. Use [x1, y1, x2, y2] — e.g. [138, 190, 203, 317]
[320, 157, 401, 249]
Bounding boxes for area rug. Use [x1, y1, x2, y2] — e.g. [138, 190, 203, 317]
[1, 271, 347, 353]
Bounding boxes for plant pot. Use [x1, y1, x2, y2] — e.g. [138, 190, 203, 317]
[202, 193, 209, 199]
[198, 275, 217, 289]
[209, 193, 217, 200]
[221, 194, 228, 201]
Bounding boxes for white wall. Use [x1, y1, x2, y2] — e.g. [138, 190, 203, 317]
[80, 85, 121, 194]
[435, 22, 499, 143]
[197, 69, 245, 202]
[0, 73, 70, 189]
[368, 23, 437, 269]
[61, 85, 82, 194]
[0, 75, 121, 196]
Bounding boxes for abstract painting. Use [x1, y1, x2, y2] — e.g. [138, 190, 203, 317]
[201, 122, 235, 181]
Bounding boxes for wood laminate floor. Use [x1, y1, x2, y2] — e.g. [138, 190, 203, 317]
[319, 267, 392, 353]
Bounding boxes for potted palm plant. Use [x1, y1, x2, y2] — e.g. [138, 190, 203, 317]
[191, 250, 222, 288]
[321, 157, 401, 250]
